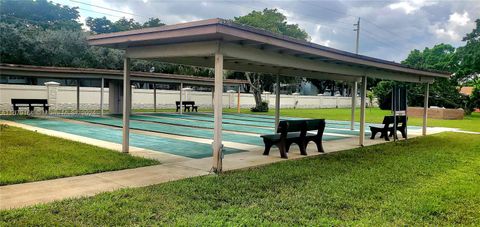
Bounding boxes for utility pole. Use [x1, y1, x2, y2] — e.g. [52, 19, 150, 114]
[354, 17, 360, 54]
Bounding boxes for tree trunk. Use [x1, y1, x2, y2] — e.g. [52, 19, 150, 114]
[246, 72, 263, 107]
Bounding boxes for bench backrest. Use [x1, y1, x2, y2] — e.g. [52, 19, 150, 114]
[11, 99, 48, 105]
[305, 119, 326, 138]
[382, 115, 407, 128]
[175, 101, 195, 106]
[277, 120, 307, 138]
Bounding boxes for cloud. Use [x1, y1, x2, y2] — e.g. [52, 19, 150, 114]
[58, 0, 480, 62]
[430, 11, 473, 42]
[388, 0, 437, 14]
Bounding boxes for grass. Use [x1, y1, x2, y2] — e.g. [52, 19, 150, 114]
[223, 108, 480, 132]
[132, 107, 480, 132]
[1, 132, 479, 225]
[0, 126, 159, 185]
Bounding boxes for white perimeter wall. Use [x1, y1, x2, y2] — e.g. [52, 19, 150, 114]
[0, 84, 362, 111]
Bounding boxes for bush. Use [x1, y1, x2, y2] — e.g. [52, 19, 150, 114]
[251, 101, 269, 112]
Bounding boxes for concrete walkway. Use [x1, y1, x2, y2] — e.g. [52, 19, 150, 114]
[0, 120, 457, 210]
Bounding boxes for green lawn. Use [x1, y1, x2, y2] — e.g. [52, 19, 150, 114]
[132, 107, 480, 132]
[0, 126, 159, 185]
[2, 132, 479, 225]
[223, 108, 480, 132]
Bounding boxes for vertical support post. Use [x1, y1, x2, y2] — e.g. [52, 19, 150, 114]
[275, 75, 280, 132]
[350, 81, 357, 130]
[153, 83, 157, 112]
[100, 77, 104, 116]
[179, 82, 183, 114]
[237, 85, 241, 113]
[212, 51, 223, 173]
[122, 57, 131, 153]
[76, 79, 80, 114]
[422, 83, 429, 136]
[359, 76, 367, 146]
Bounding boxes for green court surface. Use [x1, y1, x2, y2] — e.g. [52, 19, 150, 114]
[7, 118, 244, 159]
[146, 113, 276, 127]
[128, 115, 274, 135]
[2, 112, 407, 161]
[135, 114, 369, 136]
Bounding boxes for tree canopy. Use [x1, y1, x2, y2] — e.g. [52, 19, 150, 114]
[86, 17, 165, 34]
[234, 8, 309, 41]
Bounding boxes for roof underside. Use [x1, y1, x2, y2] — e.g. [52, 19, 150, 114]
[88, 18, 451, 83]
[0, 64, 246, 86]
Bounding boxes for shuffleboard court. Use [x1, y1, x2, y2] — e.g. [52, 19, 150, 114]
[127, 115, 274, 135]
[70, 116, 266, 146]
[145, 113, 275, 127]
[9, 118, 245, 159]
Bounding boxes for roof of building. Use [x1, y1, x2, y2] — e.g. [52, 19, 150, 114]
[87, 18, 451, 82]
[0, 63, 247, 86]
[459, 86, 474, 96]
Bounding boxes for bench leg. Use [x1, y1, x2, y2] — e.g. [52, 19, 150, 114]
[176, 106, 179, 112]
[314, 139, 324, 153]
[370, 130, 378, 139]
[278, 142, 288, 159]
[400, 128, 407, 139]
[262, 140, 273, 156]
[299, 142, 307, 155]
[382, 131, 390, 141]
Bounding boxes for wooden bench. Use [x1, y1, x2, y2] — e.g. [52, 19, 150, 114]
[369, 116, 407, 141]
[175, 101, 198, 112]
[11, 99, 49, 114]
[261, 119, 326, 159]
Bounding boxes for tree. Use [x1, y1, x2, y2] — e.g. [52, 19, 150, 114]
[0, 0, 81, 30]
[400, 44, 462, 108]
[86, 17, 165, 34]
[233, 9, 309, 109]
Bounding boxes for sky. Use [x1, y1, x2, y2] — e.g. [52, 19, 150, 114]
[52, 0, 480, 62]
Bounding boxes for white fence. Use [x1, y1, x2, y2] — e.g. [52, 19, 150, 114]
[0, 84, 361, 111]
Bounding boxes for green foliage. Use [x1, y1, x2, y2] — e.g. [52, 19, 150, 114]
[250, 101, 269, 112]
[234, 9, 309, 108]
[0, 0, 81, 30]
[0, 126, 158, 185]
[85, 16, 165, 34]
[234, 8, 309, 40]
[2, 132, 479, 225]
[372, 80, 394, 109]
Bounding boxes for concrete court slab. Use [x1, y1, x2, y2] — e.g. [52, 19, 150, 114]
[0, 119, 456, 210]
[1, 120, 191, 163]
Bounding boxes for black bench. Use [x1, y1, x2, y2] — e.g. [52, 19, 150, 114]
[261, 119, 326, 159]
[370, 116, 407, 141]
[11, 99, 49, 114]
[176, 101, 198, 112]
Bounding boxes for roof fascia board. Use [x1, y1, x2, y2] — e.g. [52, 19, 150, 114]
[217, 25, 449, 78]
[221, 42, 367, 76]
[126, 41, 219, 59]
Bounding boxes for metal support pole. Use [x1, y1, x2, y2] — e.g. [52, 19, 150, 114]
[350, 81, 357, 130]
[76, 80, 80, 114]
[179, 82, 183, 114]
[122, 57, 131, 153]
[212, 52, 223, 173]
[359, 76, 367, 146]
[100, 77, 104, 116]
[275, 75, 280, 132]
[153, 83, 157, 112]
[237, 85, 241, 113]
[422, 83, 429, 136]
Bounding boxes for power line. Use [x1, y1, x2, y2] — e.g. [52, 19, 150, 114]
[76, 7, 125, 19]
[69, 0, 150, 19]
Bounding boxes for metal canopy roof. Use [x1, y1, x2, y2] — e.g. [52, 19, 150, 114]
[88, 18, 451, 83]
[0, 63, 247, 86]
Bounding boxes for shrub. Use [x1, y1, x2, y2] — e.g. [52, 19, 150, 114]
[251, 101, 269, 112]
